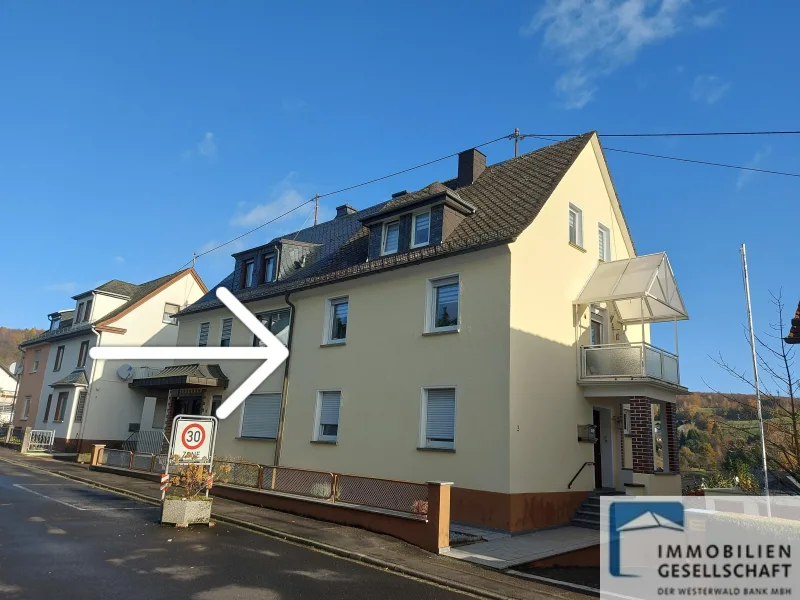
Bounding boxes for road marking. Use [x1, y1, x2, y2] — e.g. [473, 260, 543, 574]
[13, 484, 150, 511]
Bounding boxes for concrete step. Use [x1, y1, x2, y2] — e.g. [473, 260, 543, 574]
[575, 508, 600, 518]
[571, 518, 600, 530]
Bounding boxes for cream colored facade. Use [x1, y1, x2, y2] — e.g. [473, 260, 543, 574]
[175, 136, 687, 507]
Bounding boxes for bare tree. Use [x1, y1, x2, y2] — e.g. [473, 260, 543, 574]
[707, 291, 798, 491]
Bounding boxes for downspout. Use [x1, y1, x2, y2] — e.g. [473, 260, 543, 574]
[273, 292, 295, 467]
[76, 326, 102, 454]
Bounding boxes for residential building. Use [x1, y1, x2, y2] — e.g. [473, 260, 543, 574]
[786, 301, 799, 344]
[169, 133, 689, 532]
[11, 338, 53, 429]
[0, 363, 18, 424]
[17, 269, 207, 452]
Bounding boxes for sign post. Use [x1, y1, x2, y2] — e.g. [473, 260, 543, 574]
[165, 414, 218, 499]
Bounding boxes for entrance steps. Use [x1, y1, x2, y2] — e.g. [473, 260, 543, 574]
[571, 488, 624, 530]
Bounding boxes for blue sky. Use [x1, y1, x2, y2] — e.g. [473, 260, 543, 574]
[1, 1, 797, 393]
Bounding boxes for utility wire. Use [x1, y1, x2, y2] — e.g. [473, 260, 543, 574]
[524, 135, 800, 179]
[519, 130, 800, 139]
[178, 133, 511, 270]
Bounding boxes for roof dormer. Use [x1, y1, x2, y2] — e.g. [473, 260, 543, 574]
[232, 239, 322, 292]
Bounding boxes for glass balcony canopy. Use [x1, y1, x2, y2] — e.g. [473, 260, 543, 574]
[574, 253, 688, 324]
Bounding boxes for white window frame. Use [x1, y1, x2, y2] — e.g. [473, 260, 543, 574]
[381, 220, 400, 256]
[425, 274, 460, 334]
[312, 389, 342, 443]
[419, 386, 456, 450]
[163, 303, 180, 325]
[197, 322, 210, 347]
[32, 350, 41, 373]
[263, 254, 277, 283]
[75, 302, 85, 324]
[598, 223, 611, 262]
[323, 296, 349, 345]
[219, 317, 233, 347]
[253, 308, 291, 347]
[83, 299, 93, 322]
[244, 258, 256, 288]
[569, 203, 583, 248]
[22, 396, 31, 420]
[411, 209, 431, 249]
[623, 406, 631, 435]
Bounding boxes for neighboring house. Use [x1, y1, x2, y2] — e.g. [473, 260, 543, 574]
[786, 301, 800, 344]
[0, 363, 18, 424]
[11, 338, 52, 429]
[170, 133, 689, 532]
[18, 269, 207, 452]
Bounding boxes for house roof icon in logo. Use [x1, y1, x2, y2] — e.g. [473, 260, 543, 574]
[609, 501, 684, 577]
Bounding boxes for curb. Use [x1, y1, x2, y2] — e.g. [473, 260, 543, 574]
[0, 456, 518, 600]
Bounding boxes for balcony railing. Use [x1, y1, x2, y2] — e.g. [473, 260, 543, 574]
[580, 342, 680, 386]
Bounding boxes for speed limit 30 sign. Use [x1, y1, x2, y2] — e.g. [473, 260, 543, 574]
[169, 415, 218, 465]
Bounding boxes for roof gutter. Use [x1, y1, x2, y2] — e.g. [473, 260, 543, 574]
[273, 292, 295, 467]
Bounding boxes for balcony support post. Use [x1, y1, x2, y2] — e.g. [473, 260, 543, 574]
[630, 397, 654, 475]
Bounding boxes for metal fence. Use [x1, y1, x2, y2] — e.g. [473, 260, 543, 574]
[28, 430, 55, 452]
[95, 450, 428, 517]
[121, 429, 168, 454]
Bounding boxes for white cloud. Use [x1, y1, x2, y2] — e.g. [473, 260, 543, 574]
[114, 256, 125, 264]
[45, 282, 77, 294]
[693, 8, 724, 28]
[524, 0, 719, 108]
[197, 132, 217, 158]
[735, 146, 771, 191]
[691, 75, 730, 104]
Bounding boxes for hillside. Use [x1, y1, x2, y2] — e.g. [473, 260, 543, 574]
[0, 327, 45, 369]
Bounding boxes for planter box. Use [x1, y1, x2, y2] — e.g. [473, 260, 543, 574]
[161, 497, 213, 527]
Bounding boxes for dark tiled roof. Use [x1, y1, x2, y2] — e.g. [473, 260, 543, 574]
[361, 183, 474, 223]
[21, 271, 192, 348]
[181, 133, 594, 315]
[130, 364, 228, 389]
[51, 369, 89, 387]
[73, 279, 138, 300]
[786, 302, 800, 344]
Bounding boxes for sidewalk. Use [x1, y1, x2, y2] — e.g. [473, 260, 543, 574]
[0, 448, 588, 600]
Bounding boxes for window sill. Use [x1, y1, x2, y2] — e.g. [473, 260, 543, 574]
[235, 436, 276, 442]
[53, 420, 64, 424]
[410, 242, 430, 250]
[417, 446, 455, 453]
[320, 341, 346, 348]
[310, 440, 337, 445]
[20, 418, 28, 421]
[422, 329, 459, 337]
[568, 241, 586, 253]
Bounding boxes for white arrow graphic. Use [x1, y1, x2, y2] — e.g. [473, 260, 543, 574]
[89, 287, 289, 420]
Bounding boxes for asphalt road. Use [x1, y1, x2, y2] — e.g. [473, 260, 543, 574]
[0, 461, 469, 600]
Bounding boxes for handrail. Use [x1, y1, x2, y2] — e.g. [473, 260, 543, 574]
[568, 461, 595, 489]
[583, 341, 678, 359]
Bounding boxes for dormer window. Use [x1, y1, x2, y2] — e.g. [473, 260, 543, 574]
[244, 259, 256, 288]
[75, 302, 85, 323]
[50, 317, 60, 331]
[412, 211, 431, 248]
[382, 221, 400, 255]
[83, 299, 93, 322]
[261, 254, 276, 284]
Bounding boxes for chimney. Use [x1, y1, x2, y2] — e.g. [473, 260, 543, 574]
[456, 148, 486, 187]
[335, 204, 357, 218]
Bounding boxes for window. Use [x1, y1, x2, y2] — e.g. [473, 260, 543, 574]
[240, 393, 281, 439]
[43, 394, 53, 422]
[75, 302, 85, 324]
[314, 391, 341, 442]
[54, 391, 69, 422]
[426, 275, 459, 333]
[53, 345, 65, 372]
[32, 350, 41, 372]
[83, 299, 93, 322]
[74, 391, 87, 423]
[22, 396, 31, 420]
[220, 318, 233, 347]
[590, 317, 604, 345]
[77, 340, 90, 368]
[244, 259, 256, 288]
[211, 395, 223, 417]
[163, 303, 180, 325]
[324, 297, 348, 344]
[568, 203, 583, 248]
[198, 322, 210, 347]
[50, 318, 60, 331]
[382, 221, 400, 255]
[412, 211, 431, 248]
[262, 254, 276, 283]
[623, 407, 631, 435]
[253, 310, 290, 347]
[598, 223, 611, 262]
[421, 387, 455, 449]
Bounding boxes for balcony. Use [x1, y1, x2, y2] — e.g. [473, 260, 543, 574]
[580, 342, 680, 386]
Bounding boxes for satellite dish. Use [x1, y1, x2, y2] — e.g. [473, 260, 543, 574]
[117, 364, 134, 380]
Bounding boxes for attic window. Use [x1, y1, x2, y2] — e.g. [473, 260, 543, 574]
[260, 254, 276, 284]
[411, 211, 431, 248]
[382, 221, 400, 255]
[244, 259, 256, 288]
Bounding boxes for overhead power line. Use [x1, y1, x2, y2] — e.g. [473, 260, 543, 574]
[178, 133, 512, 270]
[518, 130, 800, 139]
[523, 134, 800, 180]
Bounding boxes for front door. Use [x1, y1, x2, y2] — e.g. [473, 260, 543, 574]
[175, 396, 204, 416]
[593, 409, 603, 488]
